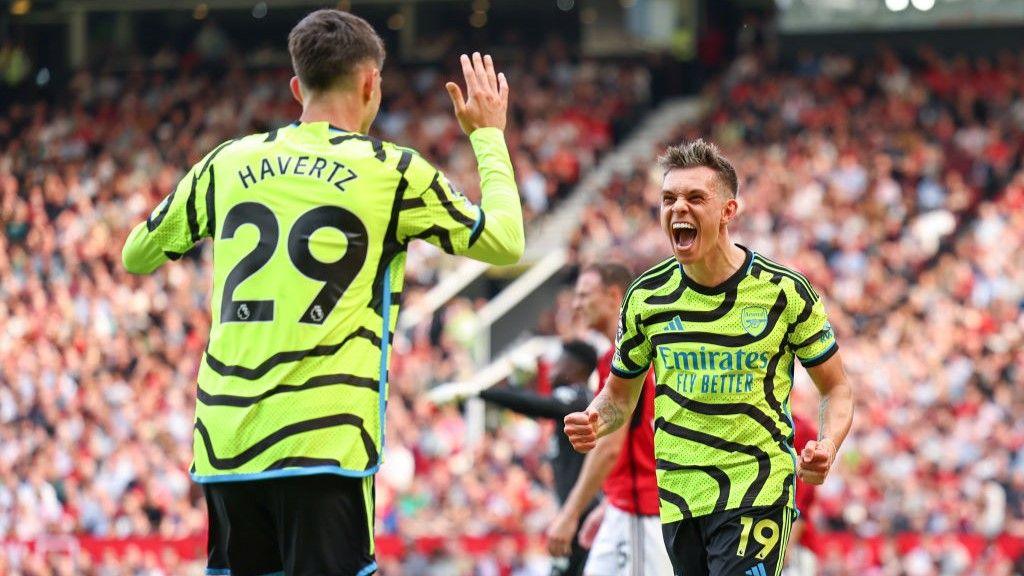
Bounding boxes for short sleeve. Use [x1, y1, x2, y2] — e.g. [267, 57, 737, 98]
[789, 295, 838, 368]
[396, 154, 482, 255]
[611, 288, 654, 378]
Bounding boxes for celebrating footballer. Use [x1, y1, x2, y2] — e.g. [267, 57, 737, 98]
[564, 140, 854, 575]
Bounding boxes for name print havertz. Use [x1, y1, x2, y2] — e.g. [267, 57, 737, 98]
[238, 155, 358, 191]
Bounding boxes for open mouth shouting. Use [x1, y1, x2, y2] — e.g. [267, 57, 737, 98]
[671, 221, 698, 251]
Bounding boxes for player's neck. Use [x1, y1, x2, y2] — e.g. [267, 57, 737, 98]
[681, 240, 746, 288]
[299, 94, 366, 134]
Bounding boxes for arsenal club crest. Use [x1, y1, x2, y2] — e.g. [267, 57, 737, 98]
[740, 306, 768, 336]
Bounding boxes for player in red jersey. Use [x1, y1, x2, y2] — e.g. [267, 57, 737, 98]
[546, 263, 673, 575]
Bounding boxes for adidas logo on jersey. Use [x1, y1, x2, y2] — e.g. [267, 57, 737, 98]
[665, 315, 685, 332]
[745, 562, 767, 576]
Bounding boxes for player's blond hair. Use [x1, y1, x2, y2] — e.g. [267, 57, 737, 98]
[658, 139, 739, 198]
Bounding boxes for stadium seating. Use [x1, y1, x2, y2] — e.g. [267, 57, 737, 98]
[2, 37, 1023, 574]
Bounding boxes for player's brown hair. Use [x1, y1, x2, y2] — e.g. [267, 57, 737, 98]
[288, 9, 386, 92]
[658, 138, 739, 198]
[581, 262, 634, 293]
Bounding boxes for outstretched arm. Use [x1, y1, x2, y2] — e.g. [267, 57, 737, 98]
[798, 351, 854, 485]
[479, 385, 588, 420]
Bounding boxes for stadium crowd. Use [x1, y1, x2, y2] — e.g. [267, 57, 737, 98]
[3, 25, 1024, 576]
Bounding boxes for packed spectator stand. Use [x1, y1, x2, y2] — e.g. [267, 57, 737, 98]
[2, 29, 1024, 576]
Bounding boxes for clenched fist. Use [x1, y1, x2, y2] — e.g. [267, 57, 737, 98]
[797, 438, 836, 485]
[563, 409, 599, 453]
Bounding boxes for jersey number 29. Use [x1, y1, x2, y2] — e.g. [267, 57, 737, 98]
[219, 201, 367, 325]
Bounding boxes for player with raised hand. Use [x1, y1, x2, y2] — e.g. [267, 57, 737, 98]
[122, 9, 522, 576]
[564, 140, 853, 576]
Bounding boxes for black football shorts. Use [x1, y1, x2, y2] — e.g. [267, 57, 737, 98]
[662, 503, 794, 576]
[203, 473, 377, 576]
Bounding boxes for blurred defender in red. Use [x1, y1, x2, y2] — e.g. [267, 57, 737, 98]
[547, 263, 673, 575]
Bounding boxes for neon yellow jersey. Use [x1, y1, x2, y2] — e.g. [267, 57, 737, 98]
[611, 247, 837, 522]
[123, 122, 523, 482]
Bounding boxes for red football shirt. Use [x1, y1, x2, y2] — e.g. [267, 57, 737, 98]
[596, 350, 660, 516]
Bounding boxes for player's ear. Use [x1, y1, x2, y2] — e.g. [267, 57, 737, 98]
[289, 76, 304, 106]
[721, 196, 739, 226]
[360, 65, 379, 104]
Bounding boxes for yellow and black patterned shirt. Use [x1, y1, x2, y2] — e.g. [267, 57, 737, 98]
[611, 246, 837, 523]
[123, 123, 523, 483]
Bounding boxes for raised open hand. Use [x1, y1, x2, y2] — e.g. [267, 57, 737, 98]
[445, 52, 509, 134]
